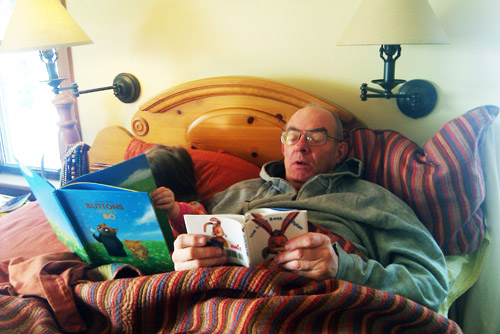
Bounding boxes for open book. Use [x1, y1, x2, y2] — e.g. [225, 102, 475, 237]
[19, 154, 174, 274]
[185, 208, 307, 267]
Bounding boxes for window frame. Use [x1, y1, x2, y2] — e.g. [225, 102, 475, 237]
[0, 47, 81, 181]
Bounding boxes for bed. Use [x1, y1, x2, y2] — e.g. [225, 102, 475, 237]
[1, 76, 499, 333]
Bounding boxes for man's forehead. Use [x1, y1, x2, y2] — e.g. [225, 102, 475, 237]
[287, 108, 336, 131]
[286, 126, 327, 132]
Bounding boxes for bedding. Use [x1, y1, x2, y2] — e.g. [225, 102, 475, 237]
[346, 105, 498, 255]
[1, 76, 497, 333]
[72, 267, 461, 334]
[0, 265, 462, 334]
[124, 139, 261, 203]
[0, 202, 69, 261]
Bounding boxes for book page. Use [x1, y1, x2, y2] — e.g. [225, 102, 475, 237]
[185, 214, 250, 267]
[244, 209, 308, 266]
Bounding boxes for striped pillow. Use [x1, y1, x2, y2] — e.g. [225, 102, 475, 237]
[346, 105, 499, 255]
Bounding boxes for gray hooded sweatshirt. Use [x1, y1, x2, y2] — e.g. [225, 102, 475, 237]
[208, 158, 448, 312]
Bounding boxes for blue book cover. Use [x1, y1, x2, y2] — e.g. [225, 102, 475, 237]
[19, 154, 174, 274]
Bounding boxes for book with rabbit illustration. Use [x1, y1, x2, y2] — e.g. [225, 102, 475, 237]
[184, 208, 307, 267]
[18, 154, 175, 274]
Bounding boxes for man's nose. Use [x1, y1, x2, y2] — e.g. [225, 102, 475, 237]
[295, 134, 310, 151]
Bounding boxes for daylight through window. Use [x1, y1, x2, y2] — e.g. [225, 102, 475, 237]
[0, 0, 62, 171]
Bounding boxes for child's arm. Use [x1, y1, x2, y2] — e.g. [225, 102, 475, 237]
[169, 202, 207, 236]
[151, 187, 180, 220]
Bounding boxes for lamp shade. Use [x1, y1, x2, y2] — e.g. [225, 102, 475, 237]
[337, 0, 449, 46]
[0, 0, 92, 52]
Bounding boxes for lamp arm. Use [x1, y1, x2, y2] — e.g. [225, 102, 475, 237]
[361, 83, 414, 100]
[57, 83, 115, 97]
[54, 73, 141, 104]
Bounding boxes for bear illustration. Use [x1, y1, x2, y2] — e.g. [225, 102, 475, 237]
[93, 223, 127, 257]
[124, 239, 149, 260]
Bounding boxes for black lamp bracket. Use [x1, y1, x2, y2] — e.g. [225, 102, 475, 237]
[40, 48, 141, 104]
[55, 73, 141, 104]
[359, 44, 438, 118]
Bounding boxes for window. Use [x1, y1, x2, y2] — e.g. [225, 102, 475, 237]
[0, 52, 61, 171]
[0, 0, 79, 175]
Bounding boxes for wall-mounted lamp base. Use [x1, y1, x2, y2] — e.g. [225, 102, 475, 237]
[396, 79, 437, 119]
[113, 73, 141, 103]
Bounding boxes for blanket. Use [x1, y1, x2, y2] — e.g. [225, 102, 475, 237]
[0, 253, 462, 333]
[73, 266, 462, 334]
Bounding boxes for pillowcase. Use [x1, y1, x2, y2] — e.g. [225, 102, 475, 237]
[124, 138, 261, 203]
[0, 202, 69, 261]
[346, 105, 499, 255]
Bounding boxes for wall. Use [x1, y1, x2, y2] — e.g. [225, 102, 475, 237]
[66, 0, 500, 146]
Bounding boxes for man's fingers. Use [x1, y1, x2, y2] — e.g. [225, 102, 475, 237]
[284, 232, 331, 251]
[273, 233, 339, 280]
[274, 247, 329, 265]
[172, 234, 227, 271]
[174, 234, 208, 249]
[172, 247, 226, 271]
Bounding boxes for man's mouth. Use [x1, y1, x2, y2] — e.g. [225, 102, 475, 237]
[294, 160, 309, 166]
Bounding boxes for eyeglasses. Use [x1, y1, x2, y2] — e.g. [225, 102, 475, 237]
[280, 129, 342, 146]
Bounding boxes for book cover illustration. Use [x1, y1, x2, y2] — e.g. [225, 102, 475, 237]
[65, 154, 174, 252]
[58, 183, 173, 274]
[19, 154, 174, 274]
[185, 208, 307, 267]
[19, 164, 91, 263]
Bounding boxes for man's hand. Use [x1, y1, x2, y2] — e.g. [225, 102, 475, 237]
[172, 234, 227, 271]
[273, 232, 338, 281]
[151, 187, 180, 220]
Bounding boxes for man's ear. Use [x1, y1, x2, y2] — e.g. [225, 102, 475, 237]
[281, 143, 285, 155]
[336, 141, 348, 163]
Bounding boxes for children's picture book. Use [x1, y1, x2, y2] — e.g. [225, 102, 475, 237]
[19, 154, 174, 274]
[184, 208, 307, 267]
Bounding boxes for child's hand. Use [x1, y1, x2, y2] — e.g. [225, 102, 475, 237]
[151, 187, 180, 220]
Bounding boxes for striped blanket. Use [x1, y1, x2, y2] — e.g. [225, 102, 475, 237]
[69, 266, 462, 334]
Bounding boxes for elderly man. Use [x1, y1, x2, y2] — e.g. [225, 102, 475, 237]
[172, 103, 448, 311]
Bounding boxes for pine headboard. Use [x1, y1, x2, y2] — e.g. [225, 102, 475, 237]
[88, 76, 364, 167]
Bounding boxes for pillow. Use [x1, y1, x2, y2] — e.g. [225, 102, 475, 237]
[0, 202, 69, 261]
[439, 234, 489, 316]
[124, 138, 261, 203]
[346, 105, 499, 255]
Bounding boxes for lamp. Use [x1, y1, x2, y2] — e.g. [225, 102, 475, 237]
[0, 0, 141, 159]
[337, 0, 449, 118]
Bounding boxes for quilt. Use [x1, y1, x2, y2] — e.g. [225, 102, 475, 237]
[71, 266, 462, 334]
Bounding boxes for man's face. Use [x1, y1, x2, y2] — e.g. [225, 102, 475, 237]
[281, 106, 346, 190]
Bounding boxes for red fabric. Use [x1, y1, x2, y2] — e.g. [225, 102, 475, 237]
[0, 252, 91, 332]
[124, 138, 261, 203]
[0, 202, 69, 262]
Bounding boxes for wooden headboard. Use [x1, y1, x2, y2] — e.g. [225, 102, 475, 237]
[89, 76, 365, 167]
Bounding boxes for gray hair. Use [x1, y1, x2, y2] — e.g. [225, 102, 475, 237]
[305, 102, 344, 140]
